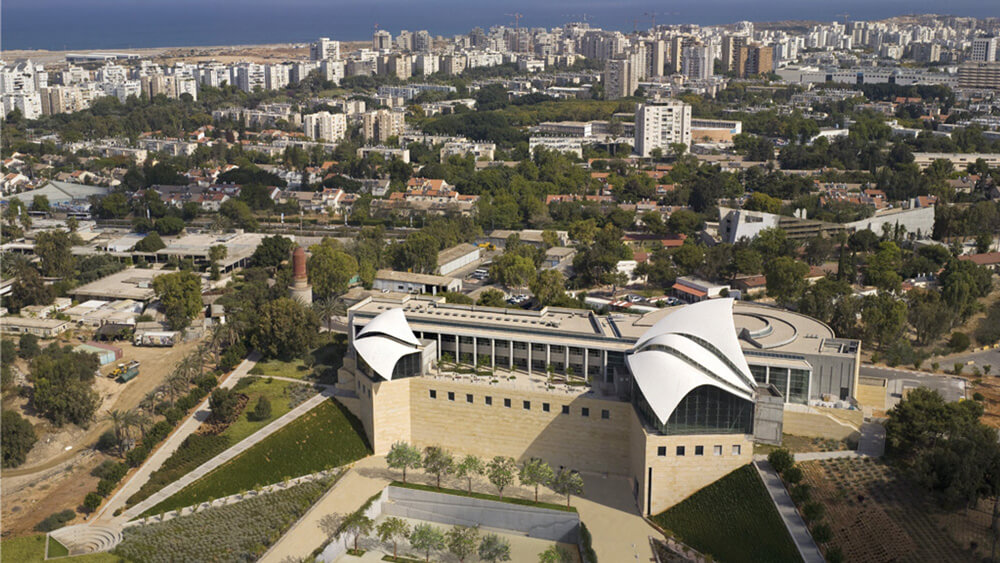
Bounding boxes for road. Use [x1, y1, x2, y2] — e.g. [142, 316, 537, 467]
[945, 347, 1000, 375]
[859, 364, 967, 406]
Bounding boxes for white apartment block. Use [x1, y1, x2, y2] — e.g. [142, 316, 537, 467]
[635, 98, 692, 158]
[311, 37, 341, 61]
[321, 60, 345, 85]
[303, 111, 347, 142]
[234, 63, 266, 93]
[265, 65, 290, 90]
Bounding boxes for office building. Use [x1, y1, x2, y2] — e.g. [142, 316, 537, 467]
[303, 111, 347, 142]
[971, 37, 998, 62]
[338, 297, 860, 514]
[635, 98, 692, 157]
[958, 62, 1000, 90]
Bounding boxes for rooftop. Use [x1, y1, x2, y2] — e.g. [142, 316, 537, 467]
[69, 267, 166, 301]
[375, 269, 457, 286]
[437, 243, 479, 265]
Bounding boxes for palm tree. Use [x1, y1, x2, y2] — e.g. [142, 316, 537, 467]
[107, 410, 129, 455]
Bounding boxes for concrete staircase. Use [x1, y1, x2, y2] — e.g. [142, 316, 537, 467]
[49, 524, 123, 555]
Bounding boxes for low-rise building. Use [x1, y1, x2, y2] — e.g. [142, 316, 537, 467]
[373, 270, 462, 295]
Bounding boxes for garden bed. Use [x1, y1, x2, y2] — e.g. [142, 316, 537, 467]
[144, 399, 370, 515]
[652, 465, 800, 563]
[115, 476, 333, 563]
[391, 481, 578, 513]
[800, 458, 983, 562]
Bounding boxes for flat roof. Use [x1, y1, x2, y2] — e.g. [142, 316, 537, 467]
[375, 269, 456, 286]
[349, 296, 852, 358]
[0, 317, 70, 329]
[437, 243, 479, 265]
[69, 267, 165, 301]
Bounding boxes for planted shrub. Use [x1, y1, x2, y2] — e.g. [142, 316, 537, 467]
[974, 392, 986, 401]
[811, 523, 833, 543]
[790, 484, 812, 504]
[948, 332, 970, 353]
[802, 501, 825, 522]
[767, 448, 794, 475]
[96, 430, 118, 453]
[251, 396, 272, 421]
[783, 465, 804, 485]
[35, 509, 76, 532]
[83, 492, 103, 513]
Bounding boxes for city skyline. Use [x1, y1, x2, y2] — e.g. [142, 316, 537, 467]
[2, 0, 998, 51]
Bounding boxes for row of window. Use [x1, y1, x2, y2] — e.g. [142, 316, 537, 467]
[428, 389, 611, 419]
[656, 444, 741, 457]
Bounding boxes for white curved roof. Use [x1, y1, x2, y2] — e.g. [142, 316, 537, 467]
[627, 298, 756, 426]
[355, 308, 421, 380]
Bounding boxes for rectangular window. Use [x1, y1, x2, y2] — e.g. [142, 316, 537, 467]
[466, 394, 473, 403]
[523, 400, 531, 410]
[581, 407, 590, 417]
[601, 409, 610, 420]
[543, 403, 550, 412]
[485, 396, 493, 406]
[713, 445, 723, 456]
[657, 446, 666, 456]
[504, 398, 511, 408]
[429, 390, 436, 399]
[676, 446, 685, 456]
[732, 445, 742, 456]
[561, 405, 570, 415]
[695, 445, 704, 456]
[447, 391, 455, 401]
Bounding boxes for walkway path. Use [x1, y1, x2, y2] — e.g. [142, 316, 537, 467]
[94, 352, 262, 523]
[258, 456, 393, 563]
[753, 460, 824, 563]
[115, 387, 336, 523]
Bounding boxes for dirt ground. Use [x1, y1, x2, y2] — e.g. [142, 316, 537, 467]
[969, 377, 1000, 429]
[800, 458, 987, 562]
[0, 335, 203, 537]
[1, 40, 369, 66]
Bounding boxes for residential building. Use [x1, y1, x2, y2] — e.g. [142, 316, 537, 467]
[736, 44, 774, 78]
[303, 111, 347, 142]
[311, 37, 341, 61]
[604, 58, 637, 100]
[635, 98, 692, 157]
[362, 109, 406, 143]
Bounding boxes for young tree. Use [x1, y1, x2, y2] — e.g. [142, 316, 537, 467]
[550, 468, 585, 507]
[519, 458, 555, 502]
[538, 545, 573, 563]
[152, 270, 203, 330]
[386, 441, 422, 483]
[478, 533, 512, 563]
[455, 454, 485, 493]
[423, 446, 454, 488]
[1, 410, 37, 468]
[446, 525, 480, 563]
[208, 244, 228, 281]
[409, 523, 446, 562]
[376, 516, 410, 559]
[486, 456, 518, 500]
[209, 388, 239, 423]
[337, 512, 373, 552]
[251, 395, 272, 421]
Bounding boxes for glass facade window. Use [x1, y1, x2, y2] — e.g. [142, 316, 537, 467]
[448, 391, 455, 401]
[634, 384, 754, 436]
[429, 390, 436, 399]
[657, 446, 666, 456]
[581, 407, 589, 417]
[466, 394, 473, 403]
[601, 409, 610, 420]
[713, 445, 722, 456]
[788, 369, 809, 404]
[504, 398, 511, 408]
[562, 405, 570, 415]
[543, 403, 550, 412]
[732, 445, 741, 455]
[485, 396, 493, 405]
[676, 446, 685, 456]
[523, 400, 531, 410]
[770, 367, 789, 400]
[749, 364, 768, 384]
[695, 445, 704, 456]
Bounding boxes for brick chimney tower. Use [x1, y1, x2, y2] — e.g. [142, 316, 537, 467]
[289, 246, 312, 305]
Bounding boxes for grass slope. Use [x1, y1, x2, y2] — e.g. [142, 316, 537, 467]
[0, 534, 120, 563]
[145, 399, 370, 515]
[47, 536, 70, 558]
[126, 376, 306, 507]
[249, 337, 346, 381]
[652, 465, 801, 563]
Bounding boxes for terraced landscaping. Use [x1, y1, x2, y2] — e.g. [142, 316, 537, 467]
[126, 376, 314, 507]
[801, 458, 986, 562]
[0, 534, 119, 563]
[116, 476, 334, 563]
[144, 398, 370, 515]
[652, 465, 800, 563]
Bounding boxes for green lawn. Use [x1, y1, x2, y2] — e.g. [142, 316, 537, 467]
[652, 465, 801, 563]
[126, 377, 308, 507]
[249, 336, 346, 382]
[0, 534, 121, 563]
[47, 536, 69, 558]
[144, 398, 370, 516]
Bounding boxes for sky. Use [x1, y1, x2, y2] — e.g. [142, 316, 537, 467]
[2, 0, 996, 51]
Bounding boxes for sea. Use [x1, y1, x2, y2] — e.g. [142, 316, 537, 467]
[1, 0, 997, 52]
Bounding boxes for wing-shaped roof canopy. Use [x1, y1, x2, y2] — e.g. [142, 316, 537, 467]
[627, 298, 756, 426]
[354, 308, 421, 380]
